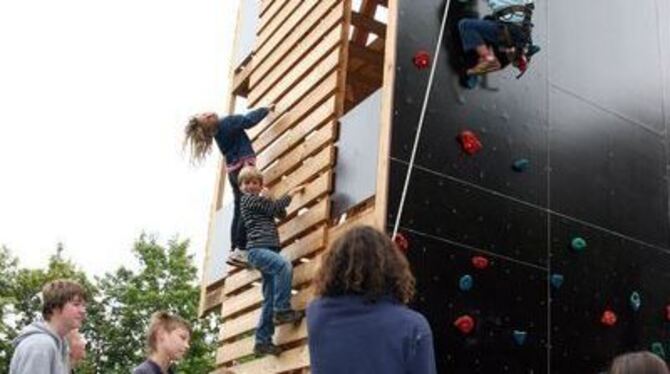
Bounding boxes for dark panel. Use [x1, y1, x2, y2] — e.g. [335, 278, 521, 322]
[404, 231, 548, 374]
[332, 90, 381, 217]
[550, 216, 670, 373]
[549, 87, 668, 247]
[548, 0, 665, 133]
[392, 0, 549, 206]
[388, 162, 547, 267]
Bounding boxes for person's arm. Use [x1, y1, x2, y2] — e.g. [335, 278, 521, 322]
[241, 193, 292, 218]
[220, 107, 272, 133]
[406, 320, 437, 374]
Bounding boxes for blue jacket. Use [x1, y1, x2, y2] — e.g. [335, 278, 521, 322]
[307, 295, 437, 374]
[214, 107, 269, 172]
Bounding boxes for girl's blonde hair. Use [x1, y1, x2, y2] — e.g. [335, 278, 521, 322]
[238, 165, 264, 186]
[146, 311, 192, 354]
[183, 117, 216, 163]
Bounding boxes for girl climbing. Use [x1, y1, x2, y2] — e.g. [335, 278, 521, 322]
[184, 104, 275, 267]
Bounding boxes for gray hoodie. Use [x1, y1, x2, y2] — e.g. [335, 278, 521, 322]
[9, 320, 70, 374]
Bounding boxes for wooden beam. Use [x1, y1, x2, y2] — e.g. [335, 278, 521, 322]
[373, 0, 398, 229]
[352, 0, 377, 46]
[351, 11, 387, 38]
[348, 42, 384, 67]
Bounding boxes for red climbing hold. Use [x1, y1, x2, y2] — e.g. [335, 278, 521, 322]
[393, 232, 409, 254]
[458, 130, 483, 155]
[413, 50, 431, 70]
[601, 310, 617, 327]
[454, 315, 475, 334]
[665, 305, 670, 321]
[472, 256, 489, 270]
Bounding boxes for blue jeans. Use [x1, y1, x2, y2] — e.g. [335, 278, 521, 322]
[247, 247, 293, 345]
[458, 18, 501, 52]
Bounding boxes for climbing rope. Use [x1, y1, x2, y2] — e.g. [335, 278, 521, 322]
[392, 0, 452, 238]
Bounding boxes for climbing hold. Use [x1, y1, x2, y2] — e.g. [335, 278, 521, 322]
[571, 237, 587, 252]
[600, 310, 617, 327]
[629, 291, 641, 311]
[393, 232, 409, 254]
[513, 330, 527, 346]
[413, 50, 430, 70]
[512, 158, 530, 172]
[550, 274, 564, 289]
[457, 130, 483, 155]
[459, 275, 473, 291]
[472, 256, 489, 270]
[454, 315, 475, 334]
[651, 342, 666, 359]
[665, 305, 670, 321]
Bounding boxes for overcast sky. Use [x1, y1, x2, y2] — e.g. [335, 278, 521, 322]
[0, 0, 240, 276]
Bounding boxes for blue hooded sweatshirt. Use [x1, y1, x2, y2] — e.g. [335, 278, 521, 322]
[307, 295, 437, 374]
[214, 107, 269, 172]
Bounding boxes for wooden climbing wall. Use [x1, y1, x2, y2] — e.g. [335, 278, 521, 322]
[205, 0, 390, 372]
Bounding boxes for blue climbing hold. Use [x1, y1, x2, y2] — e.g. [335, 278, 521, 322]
[651, 342, 666, 359]
[512, 158, 530, 172]
[629, 291, 641, 311]
[571, 237, 587, 252]
[459, 275, 473, 291]
[513, 330, 527, 346]
[550, 274, 564, 289]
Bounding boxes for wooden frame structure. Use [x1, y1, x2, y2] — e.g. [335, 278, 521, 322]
[200, 0, 398, 372]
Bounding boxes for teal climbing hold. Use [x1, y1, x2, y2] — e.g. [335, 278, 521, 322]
[513, 330, 527, 346]
[512, 158, 530, 172]
[629, 291, 641, 311]
[651, 342, 666, 359]
[550, 274, 564, 289]
[571, 237, 587, 252]
[459, 275, 473, 291]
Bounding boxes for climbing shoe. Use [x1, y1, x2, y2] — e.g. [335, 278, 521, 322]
[467, 55, 501, 76]
[254, 342, 282, 357]
[273, 309, 304, 325]
[225, 248, 250, 268]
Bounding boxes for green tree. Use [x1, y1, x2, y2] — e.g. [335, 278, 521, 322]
[94, 234, 218, 374]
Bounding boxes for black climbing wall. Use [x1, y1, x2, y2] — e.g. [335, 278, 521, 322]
[388, 0, 670, 372]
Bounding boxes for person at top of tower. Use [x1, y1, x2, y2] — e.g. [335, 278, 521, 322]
[458, 0, 538, 76]
[184, 104, 276, 268]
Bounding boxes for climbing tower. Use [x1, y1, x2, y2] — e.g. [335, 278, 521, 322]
[200, 0, 670, 372]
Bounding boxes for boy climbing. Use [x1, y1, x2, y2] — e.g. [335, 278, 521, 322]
[458, 0, 537, 76]
[238, 165, 306, 356]
[184, 104, 276, 268]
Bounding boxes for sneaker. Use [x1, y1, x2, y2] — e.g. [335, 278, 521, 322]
[273, 309, 304, 325]
[254, 342, 282, 357]
[225, 248, 249, 268]
[467, 54, 501, 76]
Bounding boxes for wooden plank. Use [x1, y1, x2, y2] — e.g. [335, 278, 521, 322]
[373, 0, 397, 229]
[271, 145, 335, 197]
[256, 0, 302, 54]
[279, 198, 330, 245]
[263, 122, 337, 186]
[352, 0, 377, 46]
[250, 0, 341, 88]
[220, 258, 319, 320]
[202, 285, 224, 315]
[232, 60, 254, 97]
[223, 226, 327, 295]
[217, 319, 308, 366]
[256, 98, 337, 168]
[219, 287, 313, 342]
[224, 344, 310, 374]
[285, 171, 333, 218]
[259, 0, 287, 27]
[249, 4, 344, 105]
[351, 11, 387, 38]
[253, 0, 322, 74]
[328, 206, 376, 244]
[348, 42, 384, 66]
[250, 75, 337, 148]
